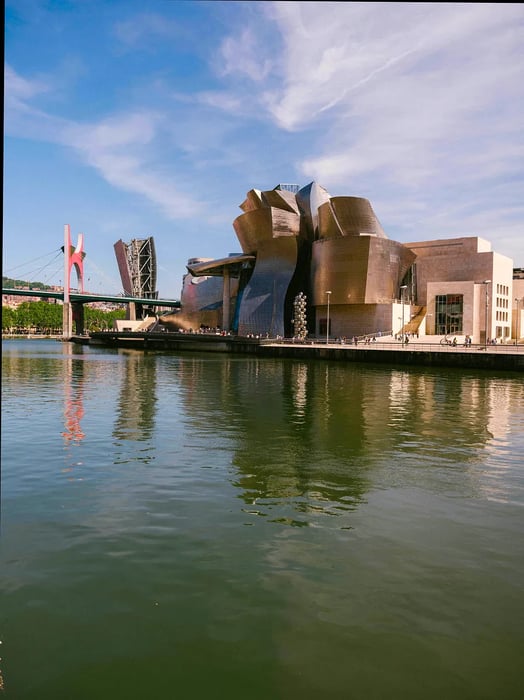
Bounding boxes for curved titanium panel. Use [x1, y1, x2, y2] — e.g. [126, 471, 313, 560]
[181, 273, 226, 314]
[296, 181, 331, 240]
[319, 197, 387, 238]
[233, 208, 273, 254]
[311, 237, 416, 305]
[237, 235, 298, 337]
[316, 202, 342, 239]
[261, 189, 300, 214]
[234, 205, 300, 336]
[239, 189, 264, 213]
[233, 207, 300, 254]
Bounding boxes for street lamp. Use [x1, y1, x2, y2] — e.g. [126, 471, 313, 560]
[400, 285, 407, 346]
[326, 291, 332, 345]
[483, 280, 491, 348]
[515, 297, 521, 345]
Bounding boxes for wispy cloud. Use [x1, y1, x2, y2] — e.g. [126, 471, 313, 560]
[4, 64, 50, 110]
[218, 27, 273, 82]
[248, 1, 524, 229]
[4, 1, 523, 274]
[203, 1, 524, 200]
[5, 64, 203, 220]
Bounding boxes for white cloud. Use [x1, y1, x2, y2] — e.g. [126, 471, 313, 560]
[63, 113, 203, 219]
[218, 27, 272, 81]
[4, 2, 523, 271]
[4, 64, 50, 109]
[261, 2, 524, 131]
[4, 65, 204, 221]
[256, 3, 524, 195]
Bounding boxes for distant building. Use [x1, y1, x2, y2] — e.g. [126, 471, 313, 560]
[160, 182, 516, 343]
[114, 237, 158, 320]
[114, 237, 158, 300]
[513, 269, 524, 342]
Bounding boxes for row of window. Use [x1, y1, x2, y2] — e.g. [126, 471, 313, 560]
[496, 284, 509, 295]
[435, 293, 513, 334]
[496, 297, 509, 309]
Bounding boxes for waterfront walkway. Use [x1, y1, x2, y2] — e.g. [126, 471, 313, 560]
[280, 335, 523, 354]
[83, 330, 523, 372]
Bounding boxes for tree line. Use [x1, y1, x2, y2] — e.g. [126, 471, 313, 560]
[2, 301, 126, 334]
[2, 276, 53, 290]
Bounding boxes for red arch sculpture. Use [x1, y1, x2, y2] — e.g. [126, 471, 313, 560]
[63, 224, 85, 299]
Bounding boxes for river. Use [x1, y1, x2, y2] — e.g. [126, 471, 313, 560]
[1, 339, 523, 699]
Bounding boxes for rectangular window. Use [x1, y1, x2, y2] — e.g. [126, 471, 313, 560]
[435, 294, 463, 334]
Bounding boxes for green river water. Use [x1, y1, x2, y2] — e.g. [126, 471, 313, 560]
[1, 339, 523, 699]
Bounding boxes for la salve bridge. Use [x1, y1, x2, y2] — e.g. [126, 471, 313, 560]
[3, 225, 180, 338]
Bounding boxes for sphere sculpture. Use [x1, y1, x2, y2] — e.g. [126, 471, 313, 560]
[292, 292, 308, 340]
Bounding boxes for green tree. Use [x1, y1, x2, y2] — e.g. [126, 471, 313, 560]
[15, 302, 33, 330]
[4, 301, 127, 333]
[2, 306, 17, 332]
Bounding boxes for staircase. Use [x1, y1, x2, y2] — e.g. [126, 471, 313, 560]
[134, 316, 158, 332]
[401, 306, 426, 335]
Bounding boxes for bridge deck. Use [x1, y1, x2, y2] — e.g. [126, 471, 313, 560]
[2, 288, 180, 307]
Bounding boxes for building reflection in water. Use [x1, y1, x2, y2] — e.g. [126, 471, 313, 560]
[113, 349, 158, 444]
[62, 343, 86, 445]
[172, 357, 521, 523]
[176, 358, 373, 526]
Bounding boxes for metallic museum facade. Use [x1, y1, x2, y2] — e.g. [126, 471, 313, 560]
[162, 182, 515, 344]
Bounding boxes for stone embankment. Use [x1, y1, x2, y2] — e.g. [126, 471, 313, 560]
[80, 331, 524, 372]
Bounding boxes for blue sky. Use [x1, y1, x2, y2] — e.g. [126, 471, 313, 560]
[4, 1, 524, 299]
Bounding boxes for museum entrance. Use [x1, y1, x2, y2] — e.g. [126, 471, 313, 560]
[435, 294, 463, 335]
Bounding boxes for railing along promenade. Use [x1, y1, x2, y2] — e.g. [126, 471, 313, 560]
[261, 335, 523, 372]
[83, 329, 523, 372]
[274, 336, 524, 353]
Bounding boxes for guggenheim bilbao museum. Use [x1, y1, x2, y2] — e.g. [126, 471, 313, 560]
[160, 181, 516, 344]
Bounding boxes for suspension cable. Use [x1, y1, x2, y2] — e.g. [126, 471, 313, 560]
[3, 248, 63, 276]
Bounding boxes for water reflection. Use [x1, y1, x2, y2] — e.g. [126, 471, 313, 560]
[3, 342, 522, 518]
[62, 342, 86, 444]
[113, 350, 158, 442]
[172, 358, 523, 523]
[174, 359, 377, 525]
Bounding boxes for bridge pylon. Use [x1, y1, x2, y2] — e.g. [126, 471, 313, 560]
[63, 225, 86, 338]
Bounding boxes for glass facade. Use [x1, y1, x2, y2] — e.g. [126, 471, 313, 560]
[436, 294, 463, 334]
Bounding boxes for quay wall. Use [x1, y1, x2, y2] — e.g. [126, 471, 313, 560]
[82, 332, 524, 372]
[255, 343, 524, 372]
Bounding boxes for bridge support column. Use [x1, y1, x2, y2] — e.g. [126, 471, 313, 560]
[63, 302, 72, 340]
[72, 302, 85, 336]
[222, 267, 231, 331]
[128, 302, 137, 321]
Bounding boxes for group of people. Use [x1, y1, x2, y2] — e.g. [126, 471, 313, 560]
[336, 335, 378, 345]
[395, 332, 418, 342]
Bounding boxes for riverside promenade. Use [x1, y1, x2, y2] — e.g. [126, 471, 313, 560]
[81, 331, 524, 372]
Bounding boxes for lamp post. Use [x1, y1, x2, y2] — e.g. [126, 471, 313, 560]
[326, 291, 332, 345]
[400, 285, 407, 346]
[516, 297, 521, 346]
[483, 280, 491, 348]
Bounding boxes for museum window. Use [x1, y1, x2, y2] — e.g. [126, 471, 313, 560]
[435, 294, 463, 334]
